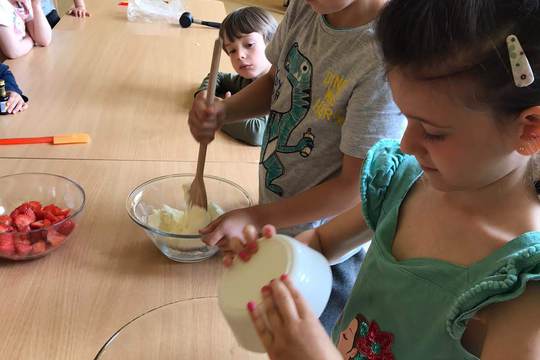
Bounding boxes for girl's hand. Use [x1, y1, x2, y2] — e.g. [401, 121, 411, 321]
[220, 224, 275, 267]
[248, 276, 341, 360]
[5, 92, 28, 114]
[67, 5, 90, 17]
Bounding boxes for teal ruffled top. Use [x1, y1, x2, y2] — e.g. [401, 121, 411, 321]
[331, 140, 540, 359]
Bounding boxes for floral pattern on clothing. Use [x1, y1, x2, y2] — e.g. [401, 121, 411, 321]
[337, 314, 394, 360]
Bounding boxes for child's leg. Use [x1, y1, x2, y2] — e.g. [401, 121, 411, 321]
[221, 118, 267, 146]
[46, 10, 61, 29]
[319, 247, 366, 334]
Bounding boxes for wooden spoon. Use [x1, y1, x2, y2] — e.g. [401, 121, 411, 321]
[189, 38, 222, 209]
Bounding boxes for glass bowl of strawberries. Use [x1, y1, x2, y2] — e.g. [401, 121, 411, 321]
[0, 172, 85, 260]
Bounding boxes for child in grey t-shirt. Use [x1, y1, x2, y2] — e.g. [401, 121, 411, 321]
[188, 0, 405, 332]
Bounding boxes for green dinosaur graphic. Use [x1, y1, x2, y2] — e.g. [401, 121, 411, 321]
[261, 43, 314, 196]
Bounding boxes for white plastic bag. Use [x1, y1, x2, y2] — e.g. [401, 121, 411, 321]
[127, 0, 184, 24]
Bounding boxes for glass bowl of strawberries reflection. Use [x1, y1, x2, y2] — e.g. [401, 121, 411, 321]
[0, 173, 85, 260]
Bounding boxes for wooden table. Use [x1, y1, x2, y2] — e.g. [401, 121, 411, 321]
[0, 1, 264, 359]
[0, 0, 260, 164]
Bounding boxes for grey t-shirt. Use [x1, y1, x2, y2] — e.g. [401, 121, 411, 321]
[261, 0, 405, 235]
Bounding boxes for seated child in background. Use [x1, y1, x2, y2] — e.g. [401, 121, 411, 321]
[0, 63, 27, 114]
[229, 0, 540, 358]
[41, 0, 90, 29]
[194, 7, 276, 146]
[0, 0, 51, 59]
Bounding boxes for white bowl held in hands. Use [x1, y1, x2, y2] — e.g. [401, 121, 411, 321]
[218, 234, 332, 353]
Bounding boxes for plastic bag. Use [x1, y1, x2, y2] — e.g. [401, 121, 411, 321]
[127, 0, 184, 24]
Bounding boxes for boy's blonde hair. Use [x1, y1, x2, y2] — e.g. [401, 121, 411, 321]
[219, 7, 277, 50]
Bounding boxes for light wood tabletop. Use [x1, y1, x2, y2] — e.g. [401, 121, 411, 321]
[0, 158, 260, 359]
[0, 0, 260, 164]
[0, 1, 267, 358]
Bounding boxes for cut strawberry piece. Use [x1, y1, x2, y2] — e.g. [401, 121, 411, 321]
[0, 215, 12, 226]
[31, 241, 47, 255]
[30, 220, 51, 229]
[0, 237, 14, 256]
[33, 208, 44, 220]
[23, 208, 36, 223]
[15, 240, 32, 256]
[14, 214, 34, 232]
[57, 220, 75, 236]
[10, 203, 30, 218]
[0, 224, 13, 233]
[47, 230, 66, 247]
[0, 233, 13, 242]
[43, 204, 60, 214]
[27, 201, 42, 213]
[29, 230, 45, 243]
[59, 208, 71, 216]
[44, 211, 59, 224]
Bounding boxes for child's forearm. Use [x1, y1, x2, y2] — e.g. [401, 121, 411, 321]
[252, 155, 364, 229]
[29, 2, 52, 46]
[222, 66, 275, 123]
[0, 36, 33, 58]
[74, 0, 86, 8]
[294, 204, 368, 262]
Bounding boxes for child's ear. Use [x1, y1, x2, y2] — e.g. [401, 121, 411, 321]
[516, 106, 540, 155]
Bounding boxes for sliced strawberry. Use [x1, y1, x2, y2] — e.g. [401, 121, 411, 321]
[29, 230, 45, 243]
[0, 233, 13, 243]
[30, 220, 49, 229]
[44, 211, 59, 224]
[0, 224, 13, 233]
[47, 230, 66, 247]
[10, 203, 29, 218]
[57, 220, 75, 236]
[43, 204, 60, 214]
[14, 214, 34, 232]
[15, 240, 32, 256]
[59, 208, 71, 216]
[0, 237, 14, 256]
[23, 208, 36, 223]
[0, 215, 12, 226]
[27, 201, 42, 213]
[31, 241, 47, 255]
[0, 233, 15, 256]
[33, 208, 44, 220]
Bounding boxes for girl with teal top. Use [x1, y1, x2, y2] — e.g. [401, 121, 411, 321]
[224, 0, 540, 359]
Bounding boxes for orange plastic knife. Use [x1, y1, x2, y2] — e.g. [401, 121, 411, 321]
[0, 133, 91, 145]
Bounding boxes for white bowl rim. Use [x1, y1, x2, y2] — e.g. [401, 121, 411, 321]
[125, 173, 253, 239]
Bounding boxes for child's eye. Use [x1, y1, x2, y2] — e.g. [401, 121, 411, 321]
[227, 49, 236, 54]
[246, 43, 254, 48]
[423, 132, 447, 142]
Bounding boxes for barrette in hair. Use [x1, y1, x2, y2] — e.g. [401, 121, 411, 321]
[507, 35, 535, 88]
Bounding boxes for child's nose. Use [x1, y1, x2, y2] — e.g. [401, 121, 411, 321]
[400, 123, 426, 156]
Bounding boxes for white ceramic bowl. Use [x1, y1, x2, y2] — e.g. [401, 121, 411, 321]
[218, 234, 332, 353]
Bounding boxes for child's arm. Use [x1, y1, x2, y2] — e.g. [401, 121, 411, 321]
[0, 64, 28, 114]
[296, 203, 369, 263]
[188, 66, 275, 143]
[478, 283, 540, 359]
[201, 154, 366, 247]
[26, 0, 51, 47]
[67, 0, 90, 18]
[0, 27, 34, 59]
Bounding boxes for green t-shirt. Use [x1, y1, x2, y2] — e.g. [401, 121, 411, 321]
[331, 139, 540, 359]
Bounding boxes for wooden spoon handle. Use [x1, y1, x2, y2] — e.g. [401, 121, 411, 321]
[206, 38, 222, 107]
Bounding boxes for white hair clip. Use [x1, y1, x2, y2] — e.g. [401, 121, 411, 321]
[507, 34, 535, 88]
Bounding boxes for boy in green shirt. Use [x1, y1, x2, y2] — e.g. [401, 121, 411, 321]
[194, 7, 277, 146]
